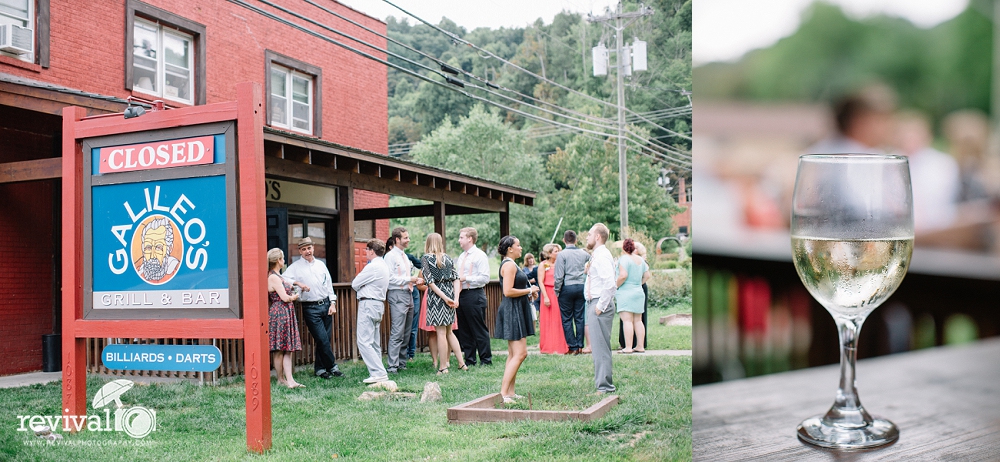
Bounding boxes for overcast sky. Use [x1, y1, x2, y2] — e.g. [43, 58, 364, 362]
[339, 0, 625, 30]
[694, 0, 969, 65]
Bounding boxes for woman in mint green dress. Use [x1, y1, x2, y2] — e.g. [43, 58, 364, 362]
[615, 239, 651, 353]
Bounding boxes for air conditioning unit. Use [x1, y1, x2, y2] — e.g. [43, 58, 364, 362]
[0, 24, 33, 55]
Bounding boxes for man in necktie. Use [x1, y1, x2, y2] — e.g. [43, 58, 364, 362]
[455, 227, 493, 366]
[384, 227, 423, 374]
[585, 223, 617, 393]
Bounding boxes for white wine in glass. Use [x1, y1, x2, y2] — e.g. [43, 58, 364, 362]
[791, 155, 913, 449]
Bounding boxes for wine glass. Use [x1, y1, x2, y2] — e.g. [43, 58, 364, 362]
[790, 154, 913, 449]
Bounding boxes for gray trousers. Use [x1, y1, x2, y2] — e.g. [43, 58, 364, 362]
[356, 299, 387, 378]
[386, 289, 414, 369]
[587, 298, 616, 393]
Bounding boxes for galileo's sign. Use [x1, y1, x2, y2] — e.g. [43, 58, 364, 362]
[83, 123, 240, 319]
[92, 176, 229, 309]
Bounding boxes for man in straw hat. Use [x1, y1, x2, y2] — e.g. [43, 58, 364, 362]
[282, 236, 343, 379]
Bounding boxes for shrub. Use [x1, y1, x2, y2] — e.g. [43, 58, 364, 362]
[646, 269, 691, 309]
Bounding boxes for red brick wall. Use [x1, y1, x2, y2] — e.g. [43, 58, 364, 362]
[2, 0, 389, 155]
[0, 181, 55, 375]
[0, 1, 390, 373]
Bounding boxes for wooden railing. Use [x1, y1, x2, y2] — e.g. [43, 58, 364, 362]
[85, 281, 503, 379]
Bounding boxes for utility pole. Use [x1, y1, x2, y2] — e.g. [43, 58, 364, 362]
[588, 2, 653, 239]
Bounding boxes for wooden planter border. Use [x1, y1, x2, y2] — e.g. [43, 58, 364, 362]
[447, 393, 619, 424]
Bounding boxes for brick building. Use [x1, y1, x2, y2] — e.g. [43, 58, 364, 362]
[0, 0, 533, 375]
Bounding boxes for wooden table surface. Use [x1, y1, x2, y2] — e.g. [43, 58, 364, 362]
[693, 338, 1000, 461]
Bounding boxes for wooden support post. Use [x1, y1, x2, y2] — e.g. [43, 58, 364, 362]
[236, 82, 272, 453]
[61, 106, 87, 426]
[499, 202, 510, 238]
[433, 201, 446, 242]
[338, 185, 355, 282]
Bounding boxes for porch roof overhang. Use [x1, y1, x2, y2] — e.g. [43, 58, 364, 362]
[262, 127, 536, 214]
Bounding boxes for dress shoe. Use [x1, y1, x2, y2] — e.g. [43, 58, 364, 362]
[319, 371, 333, 379]
[331, 369, 345, 377]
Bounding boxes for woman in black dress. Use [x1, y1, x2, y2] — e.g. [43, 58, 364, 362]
[494, 235, 540, 403]
[421, 233, 468, 374]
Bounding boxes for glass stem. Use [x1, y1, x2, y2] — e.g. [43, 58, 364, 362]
[824, 316, 874, 429]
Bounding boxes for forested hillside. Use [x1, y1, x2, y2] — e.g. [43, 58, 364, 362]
[694, 1, 992, 125]
[383, 0, 692, 252]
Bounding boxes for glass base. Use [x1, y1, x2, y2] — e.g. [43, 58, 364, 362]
[797, 415, 899, 449]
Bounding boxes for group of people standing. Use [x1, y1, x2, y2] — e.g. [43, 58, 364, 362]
[264, 221, 649, 401]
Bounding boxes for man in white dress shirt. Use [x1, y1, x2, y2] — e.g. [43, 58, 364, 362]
[352, 239, 390, 383]
[282, 237, 342, 379]
[455, 227, 493, 366]
[384, 227, 423, 373]
[585, 223, 617, 393]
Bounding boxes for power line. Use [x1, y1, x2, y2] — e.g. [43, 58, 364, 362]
[245, 0, 621, 135]
[228, 0, 689, 174]
[382, 0, 691, 140]
[303, 0, 618, 128]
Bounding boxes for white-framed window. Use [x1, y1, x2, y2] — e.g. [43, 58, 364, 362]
[132, 18, 193, 104]
[0, 0, 33, 62]
[270, 64, 313, 134]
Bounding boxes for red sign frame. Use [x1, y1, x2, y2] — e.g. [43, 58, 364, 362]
[62, 83, 272, 452]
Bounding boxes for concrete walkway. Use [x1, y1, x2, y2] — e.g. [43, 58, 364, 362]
[494, 348, 692, 357]
[0, 371, 61, 389]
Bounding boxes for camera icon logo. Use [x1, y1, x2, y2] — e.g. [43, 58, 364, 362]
[92, 379, 157, 439]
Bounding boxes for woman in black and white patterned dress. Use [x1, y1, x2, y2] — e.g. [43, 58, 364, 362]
[421, 233, 468, 374]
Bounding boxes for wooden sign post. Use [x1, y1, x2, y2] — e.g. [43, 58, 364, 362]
[61, 83, 272, 452]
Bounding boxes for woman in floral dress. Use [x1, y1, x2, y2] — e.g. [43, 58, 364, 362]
[267, 248, 303, 388]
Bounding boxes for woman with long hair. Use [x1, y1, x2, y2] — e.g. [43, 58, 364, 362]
[537, 243, 569, 354]
[421, 233, 468, 374]
[267, 248, 304, 388]
[494, 235, 539, 403]
[615, 239, 651, 353]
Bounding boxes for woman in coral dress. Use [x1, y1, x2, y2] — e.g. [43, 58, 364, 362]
[537, 243, 569, 354]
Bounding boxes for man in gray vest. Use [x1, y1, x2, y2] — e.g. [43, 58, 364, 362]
[352, 239, 390, 384]
[554, 230, 590, 355]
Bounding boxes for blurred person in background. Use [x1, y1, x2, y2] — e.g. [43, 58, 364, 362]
[807, 84, 896, 155]
[893, 110, 961, 233]
[942, 109, 997, 202]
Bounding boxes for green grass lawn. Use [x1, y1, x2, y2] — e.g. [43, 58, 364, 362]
[0, 344, 691, 461]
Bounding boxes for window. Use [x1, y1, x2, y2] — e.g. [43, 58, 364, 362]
[132, 18, 193, 104]
[126, 1, 205, 105]
[266, 51, 322, 136]
[0, 0, 48, 65]
[270, 65, 312, 133]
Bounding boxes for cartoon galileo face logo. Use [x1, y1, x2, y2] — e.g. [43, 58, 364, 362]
[131, 215, 184, 285]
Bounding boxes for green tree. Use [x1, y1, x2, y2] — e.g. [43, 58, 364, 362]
[391, 105, 554, 256]
[547, 129, 681, 241]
